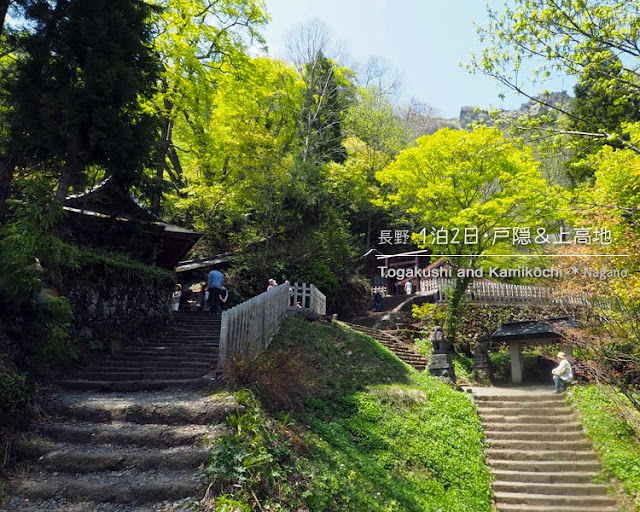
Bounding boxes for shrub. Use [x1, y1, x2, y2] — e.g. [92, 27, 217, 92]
[570, 385, 640, 509]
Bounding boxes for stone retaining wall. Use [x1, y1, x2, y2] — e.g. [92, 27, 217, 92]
[66, 283, 173, 352]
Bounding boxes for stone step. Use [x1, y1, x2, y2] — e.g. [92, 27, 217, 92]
[493, 481, 609, 496]
[5, 470, 205, 505]
[46, 392, 236, 425]
[492, 469, 599, 484]
[475, 394, 566, 403]
[35, 421, 222, 448]
[495, 491, 618, 508]
[480, 414, 579, 425]
[148, 339, 219, 345]
[106, 354, 214, 363]
[489, 460, 603, 473]
[476, 399, 568, 409]
[487, 449, 597, 461]
[486, 439, 591, 451]
[496, 505, 618, 512]
[24, 443, 211, 473]
[484, 431, 586, 441]
[172, 326, 221, 332]
[57, 377, 214, 392]
[74, 370, 207, 381]
[93, 360, 211, 369]
[478, 406, 571, 416]
[119, 347, 218, 356]
[482, 421, 583, 433]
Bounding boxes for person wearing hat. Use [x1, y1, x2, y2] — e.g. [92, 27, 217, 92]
[551, 351, 573, 393]
[267, 278, 277, 291]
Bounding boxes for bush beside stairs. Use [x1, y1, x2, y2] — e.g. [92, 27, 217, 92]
[1, 311, 233, 511]
[475, 390, 620, 512]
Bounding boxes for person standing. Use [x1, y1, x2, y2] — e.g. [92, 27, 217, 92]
[404, 280, 413, 295]
[374, 291, 383, 311]
[170, 284, 182, 312]
[551, 351, 573, 393]
[267, 278, 277, 291]
[219, 286, 229, 311]
[207, 268, 224, 314]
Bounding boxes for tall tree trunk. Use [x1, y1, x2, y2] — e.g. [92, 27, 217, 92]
[55, 134, 79, 202]
[0, 150, 16, 219]
[446, 275, 472, 352]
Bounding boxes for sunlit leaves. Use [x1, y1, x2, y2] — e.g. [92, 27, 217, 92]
[376, 127, 566, 259]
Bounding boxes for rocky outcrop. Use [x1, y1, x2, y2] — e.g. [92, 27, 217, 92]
[459, 91, 573, 129]
[414, 91, 574, 134]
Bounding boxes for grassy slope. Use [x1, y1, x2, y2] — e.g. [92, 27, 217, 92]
[569, 385, 640, 510]
[212, 316, 493, 512]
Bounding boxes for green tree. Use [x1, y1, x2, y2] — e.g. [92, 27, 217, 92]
[567, 49, 640, 182]
[146, 0, 267, 212]
[329, 86, 407, 249]
[376, 127, 564, 341]
[5, 0, 161, 203]
[164, 57, 303, 253]
[470, 0, 640, 155]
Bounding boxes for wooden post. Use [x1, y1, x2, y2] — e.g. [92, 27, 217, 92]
[219, 311, 229, 370]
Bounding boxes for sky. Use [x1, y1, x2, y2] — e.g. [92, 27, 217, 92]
[261, 0, 575, 118]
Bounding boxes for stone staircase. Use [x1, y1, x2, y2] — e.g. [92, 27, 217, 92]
[2, 390, 237, 511]
[1, 311, 232, 511]
[60, 311, 221, 391]
[341, 321, 429, 371]
[475, 390, 620, 512]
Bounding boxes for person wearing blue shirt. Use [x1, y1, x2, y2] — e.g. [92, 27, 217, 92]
[206, 269, 224, 314]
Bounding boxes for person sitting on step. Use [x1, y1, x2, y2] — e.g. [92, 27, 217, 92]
[551, 351, 573, 393]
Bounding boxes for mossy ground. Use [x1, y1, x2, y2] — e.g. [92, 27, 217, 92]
[209, 316, 494, 512]
[569, 385, 640, 510]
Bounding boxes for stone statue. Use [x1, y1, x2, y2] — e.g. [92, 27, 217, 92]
[431, 326, 447, 354]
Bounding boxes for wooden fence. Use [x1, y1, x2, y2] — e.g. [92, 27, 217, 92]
[289, 282, 326, 315]
[218, 281, 326, 369]
[420, 278, 592, 307]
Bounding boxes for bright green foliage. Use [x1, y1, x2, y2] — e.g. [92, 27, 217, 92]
[377, 127, 563, 260]
[147, 0, 268, 211]
[210, 318, 494, 512]
[571, 385, 640, 509]
[567, 50, 640, 183]
[377, 127, 564, 338]
[586, 122, 640, 229]
[326, 87, 408, 249]
[470, 0, 640, 155]
[163, 56, 302, 251]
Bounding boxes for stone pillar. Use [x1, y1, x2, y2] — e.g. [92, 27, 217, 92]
[428, 326, 456, 382]
[510, 342, 524, 384]
[429, 353, 456, 382]
[473, 340, 491, 381]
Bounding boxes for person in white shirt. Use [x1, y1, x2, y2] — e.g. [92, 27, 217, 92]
[551, 351, 573, 393]
[404, 280, 413, 295]
[170, 284, 182, 312]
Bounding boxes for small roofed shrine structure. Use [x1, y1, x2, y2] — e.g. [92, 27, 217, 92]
[64, 177, 201, 269]
[490, 317, 577, 384]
